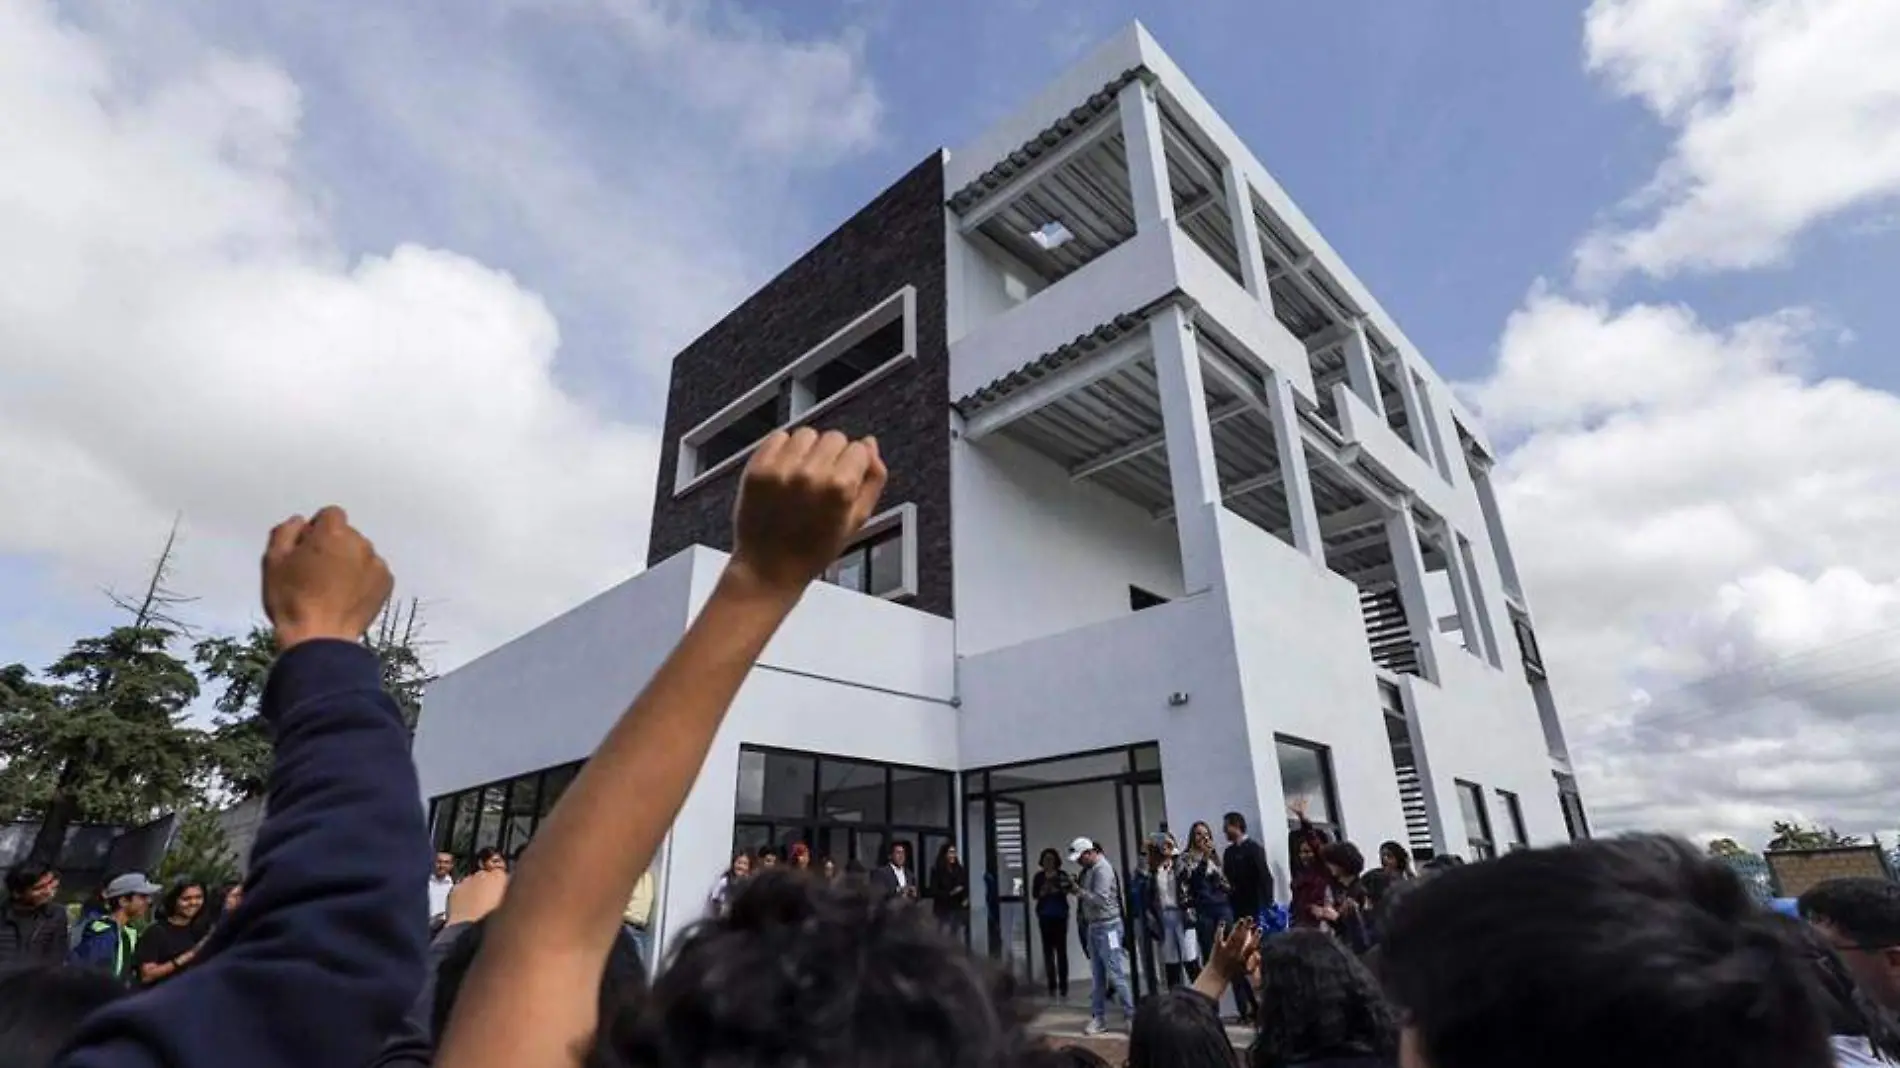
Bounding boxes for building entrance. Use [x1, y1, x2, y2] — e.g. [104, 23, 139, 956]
[963, 744, 1166, 1001]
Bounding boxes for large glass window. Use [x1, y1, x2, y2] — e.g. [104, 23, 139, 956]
[1457, 781, 1496, 860]
[1496, 789, 1529, 851]
[730, 746, 954, 877]
[426, 759, 584, 873]
[1277, 736, 1342, 838]
[820, 760, 887, 824]
[736, 750, 816, 819]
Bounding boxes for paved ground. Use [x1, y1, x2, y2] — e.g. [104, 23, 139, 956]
[1027, 990, 1252, 1058]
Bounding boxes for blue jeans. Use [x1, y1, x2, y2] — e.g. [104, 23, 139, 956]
[1085, 920, 1135, 1022]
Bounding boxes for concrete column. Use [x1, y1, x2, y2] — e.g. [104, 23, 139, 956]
[1223, 163, 1270, 304]
[1436, 525, 1483, 660]
[1266, 370, 1323, 563]
[1342, 320, 1386, 418]
[1384, 505, 1443, 683]
[1150, 303, 1221, 593]
[1118, 80, 1174, 232]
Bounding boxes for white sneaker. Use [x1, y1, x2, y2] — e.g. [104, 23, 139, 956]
[1082, 1018, 1107, 1037]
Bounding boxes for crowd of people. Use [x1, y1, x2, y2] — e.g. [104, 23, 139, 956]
[1, 426, 1898, 1068]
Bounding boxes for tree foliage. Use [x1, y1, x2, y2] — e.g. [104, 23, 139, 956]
[156, 806, 240, 887]
[1707, 837, 1754, 859]
[1767, 819, 1862, 852]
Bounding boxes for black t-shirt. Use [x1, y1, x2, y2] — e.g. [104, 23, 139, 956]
[133, 920, 200, 987]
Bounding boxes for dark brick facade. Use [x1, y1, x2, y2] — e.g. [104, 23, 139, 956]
[647, 154, 954, 618]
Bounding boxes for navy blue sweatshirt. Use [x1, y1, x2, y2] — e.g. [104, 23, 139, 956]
[60, 639, 430, 1068]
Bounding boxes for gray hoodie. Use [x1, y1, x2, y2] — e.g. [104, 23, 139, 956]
[1077, 856, 1122, 927]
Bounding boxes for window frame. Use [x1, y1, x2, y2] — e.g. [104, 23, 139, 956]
[731, 744, 955, 869]
[674, 286, 918, 495]
[1275, 734, 1345, 840]
[1495, 788, 1529, 851]
[1455, 779, 1496, 861]
[821, 503, 918, 601]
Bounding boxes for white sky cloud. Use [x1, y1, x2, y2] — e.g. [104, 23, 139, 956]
[1471, 289, 1900, 842]
[1577, 0, 1900, 282]
[0, 0, 882, 667]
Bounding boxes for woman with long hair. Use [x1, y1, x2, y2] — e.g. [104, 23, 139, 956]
[1314, 842, 1373, 954]
[1249, 929, 1397, 1068]
[134, 879, 210, 988]
[1032, 847, 1073, 1000]
[1357, 842, 1411, 948]
[1287, 803, 1335, 931]
[788, 842, 812, 872]
[930, 843, 970, 941]
[1182, 821, 1233, 974]
[706, 852, 752, 917]
[1140, 839, 1202, 989]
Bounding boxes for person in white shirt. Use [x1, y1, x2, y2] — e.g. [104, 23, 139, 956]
[427, 852, 455, 925]
[871, 843, 916, 901]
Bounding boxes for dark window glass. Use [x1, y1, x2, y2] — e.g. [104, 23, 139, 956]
[732, 823, 771, 861]
[473, 785, 506, 854]
[891, 766, 952, 826]
[449, 790, 479, 856]
[1276, 737, 1340, 835]
[1497, 789, 1529, 850]
[1133, 744, 1161, 772]
[735, 749, 816, 819]
[1130, 586, 1168, 611]
[806, 317, 905, 404]
[501, 773, 541, 856]
[539, 764, 578, 817]
[820, 760, 887, 824]
[1457, 781, 1495, 860]
[867, 529, 906, 596]
[696, 399, 780, 474]
[430, 796, 457, 853]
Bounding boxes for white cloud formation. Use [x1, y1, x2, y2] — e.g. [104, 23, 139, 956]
[0, 0, 880, 668]
[1577, 0, 1900, 281]
[1470, 290, 1900, 841]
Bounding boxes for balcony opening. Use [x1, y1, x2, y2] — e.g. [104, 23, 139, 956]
[1158, 101, 1242, 285]
[1381, 681, 1435, 858]
[1194, 333, 1301, 551]
[1302, 454, 1432, 679]
[953, 127, 1138, 288]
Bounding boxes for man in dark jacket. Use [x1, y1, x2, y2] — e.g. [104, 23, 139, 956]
[1221, 811, 1272, 1022]
[0, 860, 69, 966]
[56, 506, 429, 1068]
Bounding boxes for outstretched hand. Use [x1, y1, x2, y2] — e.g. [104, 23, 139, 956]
[1209, 918, 1259, 983]
[728, 428, 886, 598]
[262, 506, 393, 650]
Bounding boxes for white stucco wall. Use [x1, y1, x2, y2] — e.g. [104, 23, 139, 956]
[1215, 510, 1414, 893]
[952, 432, 1186, 655]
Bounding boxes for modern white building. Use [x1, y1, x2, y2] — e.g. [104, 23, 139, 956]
[412, 23, 1589, 990]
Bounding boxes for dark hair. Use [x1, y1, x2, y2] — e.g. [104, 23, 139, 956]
[432, 917, 647, 1046]
[1248, 930, 1395, 1068]
[595, 871, 1035, 1068]
[758, 845, 780, 861]
[935, 842, 959, 869]
[1378, 841, 1412, 874]
[0, 965, 127, 1068]
[1383, 834, 1834, 1068]
[1044, 1046, 1114, 1067]
[1771, 913, 1900, 1060]
[888, 841, 908, 861]
[1223, 811, 1247, 834]
[1800, 877, 1900, 949]
[1319, 841, 1364, 879]
[1038, 848, 1062, 870]
[4, 862, 53, 899]
[1417, 853, 1464, 876]
[157, 879, 206, 924]
[474, 846, 504, 867]
[1129, 988, 1237, 1068]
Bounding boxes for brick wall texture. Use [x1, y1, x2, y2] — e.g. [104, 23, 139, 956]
[645, 155, 953, 618]
[1768, 848, 1893, 898]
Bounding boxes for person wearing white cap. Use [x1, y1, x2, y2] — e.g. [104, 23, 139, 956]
[1066, 836, 1135, 1035]
[70, 871, 161, 985]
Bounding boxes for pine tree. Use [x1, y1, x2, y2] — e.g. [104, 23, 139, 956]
[156, 806, 241, 886]
[1766, 819, 1862, 851]
[8, 521, 213, 861]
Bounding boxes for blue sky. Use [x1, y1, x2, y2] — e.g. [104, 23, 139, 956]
[5, 0, 1900, 843]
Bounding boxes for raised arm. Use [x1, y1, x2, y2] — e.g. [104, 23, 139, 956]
[63, 507, 425, 1068]
[436, 428, 885, 1068]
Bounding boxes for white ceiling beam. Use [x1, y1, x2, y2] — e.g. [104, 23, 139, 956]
[1070, 399, 1250, 482]
[1155, 468, 1285, 522]
[1301, 318, 1363, 354]
[956, 116, 1122, 234]
[1318, 501, 1391, 536]
[961, 333, 1148, 441]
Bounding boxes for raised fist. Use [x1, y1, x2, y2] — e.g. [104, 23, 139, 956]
[262, 506, 394, 650]
[729, 428, 887, 597]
